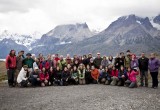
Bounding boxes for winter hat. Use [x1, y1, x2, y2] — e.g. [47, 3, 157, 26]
[26, 53, 32, 56]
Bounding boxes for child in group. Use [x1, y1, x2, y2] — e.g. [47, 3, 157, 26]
[110, 66, 119, 86]
[117, 66, 127, 86]
[61, 66, 70, 86]
[85, 65, 92, 84]
[39, 67, 49, 87]
[91, 65, 100, 84]
[78, 64, 86, 85]
[69, 66, 79, 85]
[54, 66, 62, 86]
[125, 67, 139, 88]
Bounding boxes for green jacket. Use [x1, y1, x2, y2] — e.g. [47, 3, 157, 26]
[124, 56, 131, 68]
[78, 69, 85, 79]
[23, 58, 34, 68]
[58, 60, 66, 70]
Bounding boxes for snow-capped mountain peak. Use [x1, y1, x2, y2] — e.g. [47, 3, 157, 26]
[0, 30, 42, 48]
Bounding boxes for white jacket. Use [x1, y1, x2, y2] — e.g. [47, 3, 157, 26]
[17, 67, 27, 83]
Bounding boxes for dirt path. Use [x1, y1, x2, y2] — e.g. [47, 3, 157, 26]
[0, 84, 160, 110]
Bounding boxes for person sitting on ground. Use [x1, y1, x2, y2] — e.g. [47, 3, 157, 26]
[98, 67, 106, 84]
[48, 67, 54, 86]
[29, 67, 41, 87]
[85, 65, 92, 84]
[39, 67, 49, 87]
[91, 65, 100, 84]
[104, 67, 112, 85]
[69, 66, 79, 85]
[125, 67, 139, 88]
[61, 66, 70, 86]
[17, 65, 29, 87]
[54, 66, 62, 86]
[98, 65, 105, 84]
[110, 66, 119, 86]
[117, 66, 127, 86]
[78, 64, 86, 85]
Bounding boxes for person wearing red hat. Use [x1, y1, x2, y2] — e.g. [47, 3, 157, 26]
[6, 50, 17, 87]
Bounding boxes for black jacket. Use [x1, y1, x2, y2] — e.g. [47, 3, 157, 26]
[138, 57, 149, 71]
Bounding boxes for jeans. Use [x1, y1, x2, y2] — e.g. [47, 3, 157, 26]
[150, 72, 158, 87]
[7, 69, 15, 86]
[125, 80, 136, 88]
[140, 70, 148, 86]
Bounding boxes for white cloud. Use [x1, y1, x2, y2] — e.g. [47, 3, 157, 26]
[0, 0, 160, 34]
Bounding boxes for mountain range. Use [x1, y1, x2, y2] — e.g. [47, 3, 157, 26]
[0, 14, 160, 58]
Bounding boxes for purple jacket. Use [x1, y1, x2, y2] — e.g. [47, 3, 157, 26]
[131, 59, 139, 69]
[148, 58, 160, 72]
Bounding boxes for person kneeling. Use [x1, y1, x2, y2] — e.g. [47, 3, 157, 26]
[91, 65, 100, 84]
[39, 67, 49, 87]
[17, 65, 29, 87]
[61, 66, 70, 86]
[125, 67, 139, 88]
[78, 64, 86, 85]
[29, 67, 41, 87]
[117, 66, 128, 86]
[110, 66, 119, 86]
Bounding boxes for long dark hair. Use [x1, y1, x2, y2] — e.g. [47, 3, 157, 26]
[9, 50, 16, 57]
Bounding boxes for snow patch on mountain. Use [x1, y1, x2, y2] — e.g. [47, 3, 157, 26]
[0, 30, 42, 48]
[150, 19, 160, 30]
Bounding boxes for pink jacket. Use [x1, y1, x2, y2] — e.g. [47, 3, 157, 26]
[127, 70, 139, 82]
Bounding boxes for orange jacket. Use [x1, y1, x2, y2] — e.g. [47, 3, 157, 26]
[91, 69, 100, 80]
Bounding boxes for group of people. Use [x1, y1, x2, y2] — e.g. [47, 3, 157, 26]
[5, 50, 160, 89]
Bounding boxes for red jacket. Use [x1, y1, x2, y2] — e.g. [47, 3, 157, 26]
[45, 61, 50, 70]
[111, 69, 118, 77]
[127, 70, 139, 82]
[6, 55, 16, 69]
[39, 72, 49, 81]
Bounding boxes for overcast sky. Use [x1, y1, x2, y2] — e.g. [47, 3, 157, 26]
[0, 0, 160, 34]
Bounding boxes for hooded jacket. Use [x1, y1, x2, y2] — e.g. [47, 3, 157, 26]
[17, 67, 28, 83]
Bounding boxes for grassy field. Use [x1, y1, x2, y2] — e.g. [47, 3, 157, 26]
[0, 61, 7, 81]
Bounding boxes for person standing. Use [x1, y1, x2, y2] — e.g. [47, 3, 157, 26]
[93, 53, 103, 69]
[124, 50, 131, 69]
[15, 51, 23, 85]
[138, 52, 149, 87]
[23, 53, 34, 74]
[148, 53, 160, 89]
[6, 50, 17, 87]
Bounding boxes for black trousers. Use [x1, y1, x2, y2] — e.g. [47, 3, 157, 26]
[7, 69, 15, 86]
[150, 72, 158, 87]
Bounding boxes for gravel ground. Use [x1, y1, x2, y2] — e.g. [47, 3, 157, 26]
[0, 84, 160, 110]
